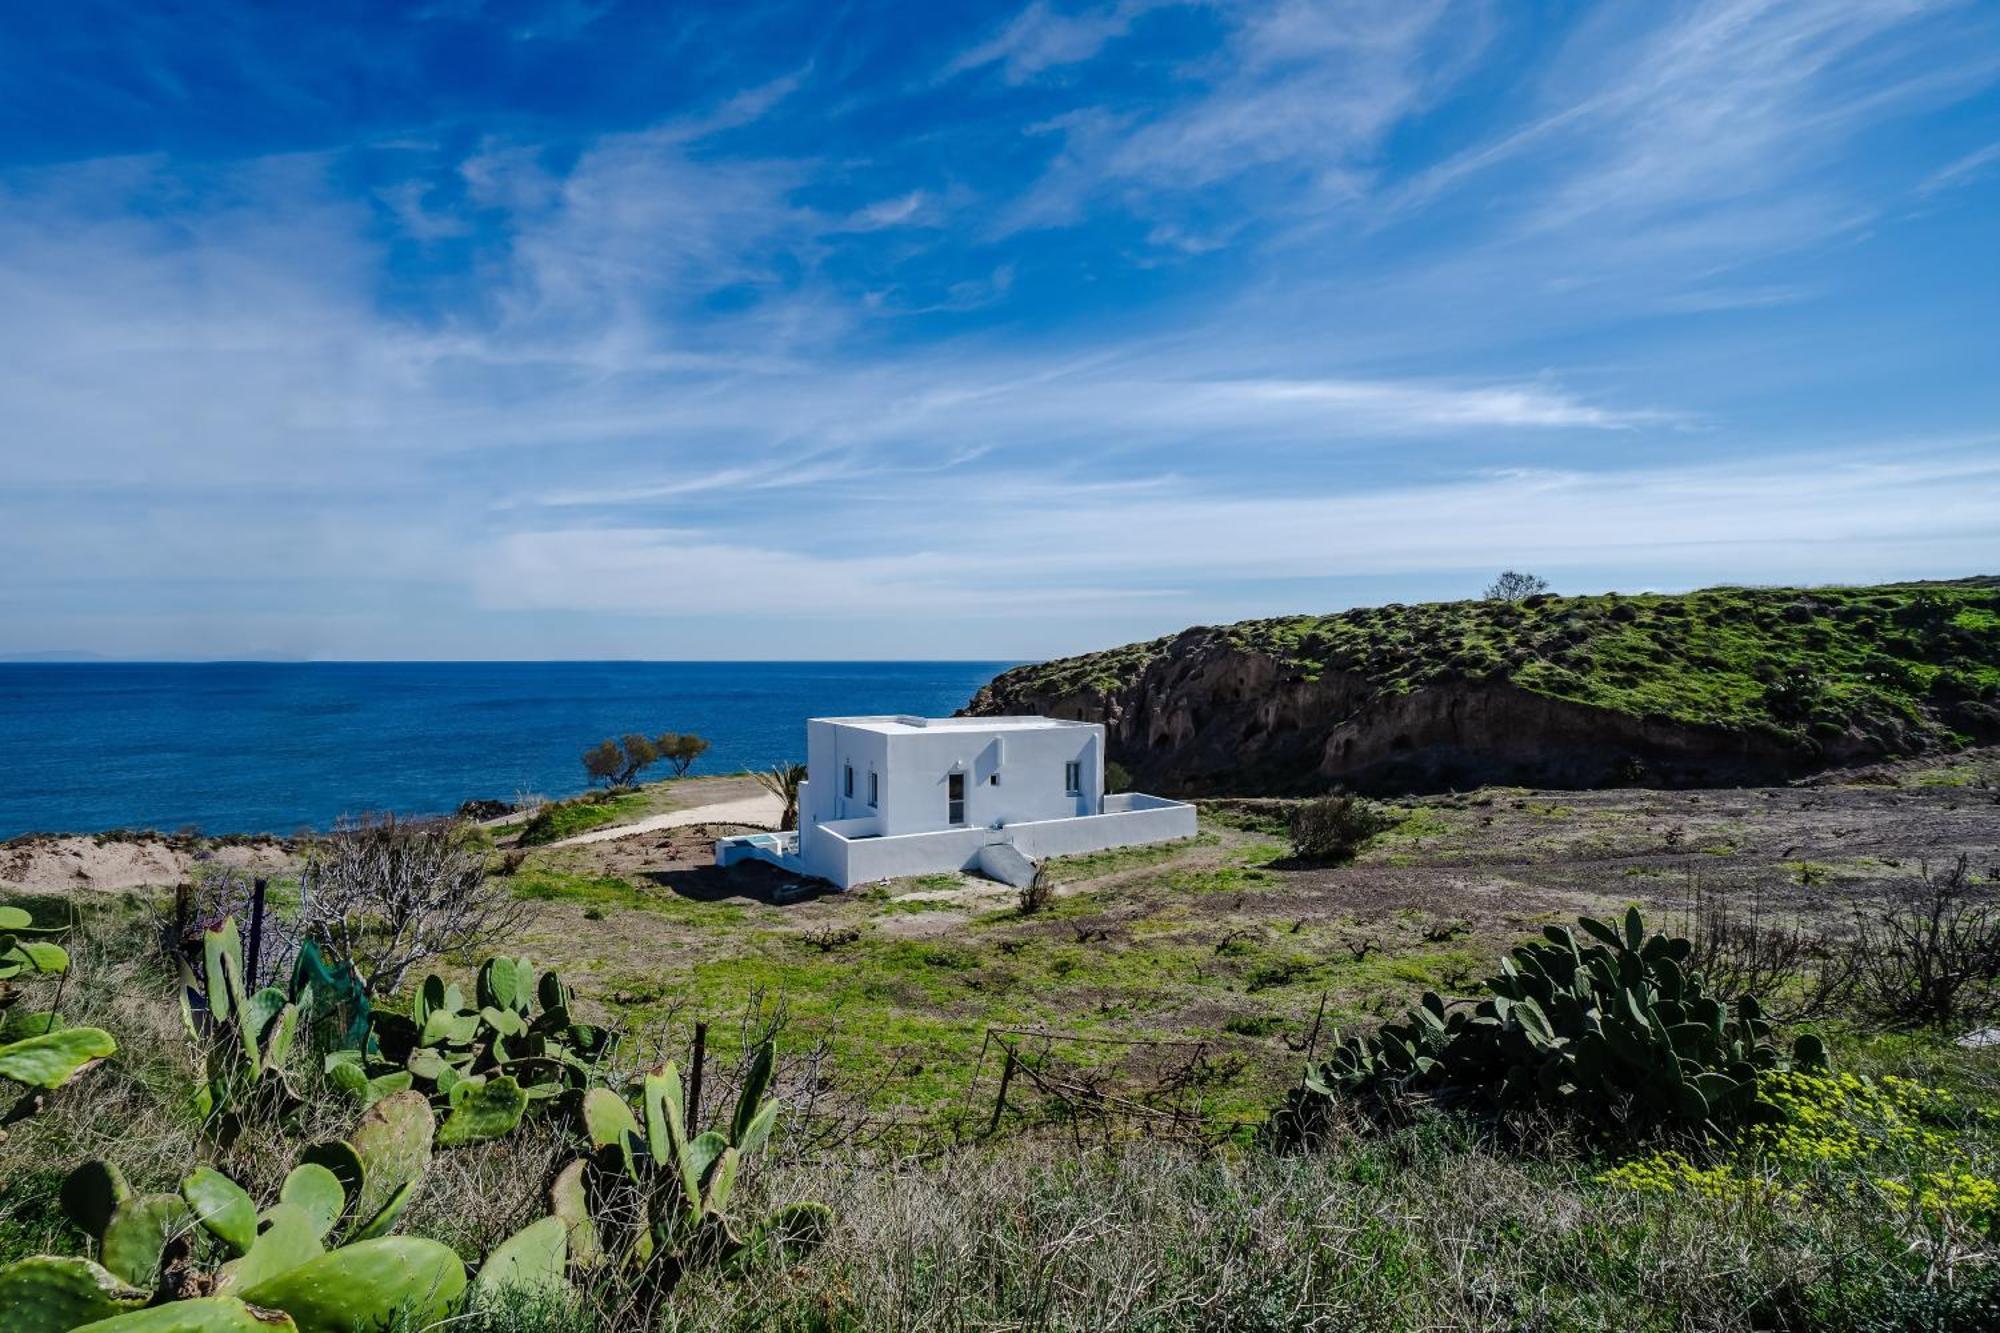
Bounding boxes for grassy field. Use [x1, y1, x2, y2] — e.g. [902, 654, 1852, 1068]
[989, 578, 2000, 752]
[5, 758, 1999, 1329]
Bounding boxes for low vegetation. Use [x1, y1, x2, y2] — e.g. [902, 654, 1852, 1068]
[4, 759, 1999, 1329]
[516, 793, 649, 847]
[986, 577, 2000, 753]
[1287, 791, 1399, 862]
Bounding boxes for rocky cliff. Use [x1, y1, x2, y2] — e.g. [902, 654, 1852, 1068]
[965, 579, 2000, 796]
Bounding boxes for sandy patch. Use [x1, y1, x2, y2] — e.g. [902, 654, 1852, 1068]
[0, 836, 292, 894]
[547, 793, 782, 847]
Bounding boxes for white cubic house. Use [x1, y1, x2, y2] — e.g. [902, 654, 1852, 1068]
[714, 715, 1197, 890]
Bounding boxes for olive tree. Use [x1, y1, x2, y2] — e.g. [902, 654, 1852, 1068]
[582, 731, 711, 787]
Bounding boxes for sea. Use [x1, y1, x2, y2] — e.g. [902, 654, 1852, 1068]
[0, 661, 1016, 839]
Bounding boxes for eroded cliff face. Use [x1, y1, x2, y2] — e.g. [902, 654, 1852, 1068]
[964, 628, 1954, 797]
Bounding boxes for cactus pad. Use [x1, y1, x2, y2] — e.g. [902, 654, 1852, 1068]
[238, 1236, 466, 1333]
[0, 1025, 116, 1089]
[346, 1091, 433, 1233]
[0, 1255, 148, 1331]
[277, 1165, 345, 1241]
[469, 1215, 567, 1307]
[548, 1159, 602, 1272]
[61, 1159, 132, 1239]
[436, 1074, 527, 1146]
[100, 1192, 192, 1288]
[182, 1167, 257, 1256]
[214, 1203, 323, 1295]
[295, 1142, 363, 1233]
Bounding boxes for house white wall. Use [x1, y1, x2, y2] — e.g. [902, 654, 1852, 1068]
[802, 716, 1104, 838]
[720, 714, 1193, 890]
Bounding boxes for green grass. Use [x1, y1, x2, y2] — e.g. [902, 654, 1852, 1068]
[508, 865, 748, 927]
[986, 579, 2000, 755]
[515, 792, 650, 846]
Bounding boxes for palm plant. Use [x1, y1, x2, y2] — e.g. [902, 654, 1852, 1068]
[753, 762, 807, 831]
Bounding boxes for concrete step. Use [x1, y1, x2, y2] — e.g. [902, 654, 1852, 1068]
[974, 841, 1037, 889]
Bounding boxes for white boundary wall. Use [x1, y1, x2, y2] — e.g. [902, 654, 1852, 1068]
[809, 793, 1196, 888]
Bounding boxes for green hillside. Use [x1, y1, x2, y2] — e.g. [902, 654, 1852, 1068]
[1002, 578, 2000, 754]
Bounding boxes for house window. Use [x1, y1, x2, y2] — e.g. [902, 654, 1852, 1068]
[844, 763, 854, 799]
[947, 772, 966, 825]
[868, 771, 878, 807]
[1064, 761, 1082, 795]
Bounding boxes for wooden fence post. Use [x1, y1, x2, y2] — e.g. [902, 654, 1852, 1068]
[246, 877, 268, 986]
[687, 1021, 708, 1130]
[987, 1047, 1019, 1137]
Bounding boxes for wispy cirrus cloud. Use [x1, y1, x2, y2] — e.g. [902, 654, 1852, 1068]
[941, 0, 1162, 84]
[0, 0, 1995, 660]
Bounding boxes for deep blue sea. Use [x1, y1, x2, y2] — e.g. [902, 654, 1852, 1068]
[0, 662, 1015, 839]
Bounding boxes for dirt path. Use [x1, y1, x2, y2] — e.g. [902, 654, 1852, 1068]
[546, 793, 783, 847]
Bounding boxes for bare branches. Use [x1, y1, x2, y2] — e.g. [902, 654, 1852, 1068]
[1678, 874, 1858, 1023]
[295, 814, 524, 997]
[1852, 855, 2000, 1033]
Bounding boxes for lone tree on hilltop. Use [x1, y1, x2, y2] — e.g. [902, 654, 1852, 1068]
[1484, 570, 1550, 602]
[582, 731, 710, 788]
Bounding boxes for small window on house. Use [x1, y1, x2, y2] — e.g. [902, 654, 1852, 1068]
[988, 774, 999, 785]
[844, 763, 853, 799]
[868, 771, 878, 807]
[1064, 761, 1082, 795]
[947, 771, 966, 824]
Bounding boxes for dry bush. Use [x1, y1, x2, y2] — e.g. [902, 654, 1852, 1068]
[1288, 793, 1398, 863]
[296, 813, 524, 997]
[1019, 863, 1057, 916]
[1679, 875, 1859, 1023]
[1852, 855, 2000, 1033]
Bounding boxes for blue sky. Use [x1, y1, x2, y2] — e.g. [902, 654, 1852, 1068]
[1, 0, 1997, 661]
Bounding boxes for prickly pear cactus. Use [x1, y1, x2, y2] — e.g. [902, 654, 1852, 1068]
[342, 955, 612, 1137]
[10, 1154, 553, 1332]
[556, 1040, 830, 1312]
[177, 917, 314, 1143]
[344, 1091, 433, 1239]
[0, 1255, 148, 1332]
[435, 1074, 527, 1146]
[1280, 907, 1831, 1147]
[237, 1236, 466, 1333]
[73, 1295, 301, 1330]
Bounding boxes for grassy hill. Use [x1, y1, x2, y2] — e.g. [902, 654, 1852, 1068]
[972, 578, 2000, 794]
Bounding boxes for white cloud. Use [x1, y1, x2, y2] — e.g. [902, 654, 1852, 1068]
[466, 443, 2000, 619]
[1917, 140, 2000, 196]
[943, 1, 1159, 84]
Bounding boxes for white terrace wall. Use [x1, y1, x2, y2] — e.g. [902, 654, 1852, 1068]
[804, 716, 1104, 839]
[812, 794, 1195, 887]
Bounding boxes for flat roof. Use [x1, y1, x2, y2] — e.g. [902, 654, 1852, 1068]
[812, 714, 1095, 735]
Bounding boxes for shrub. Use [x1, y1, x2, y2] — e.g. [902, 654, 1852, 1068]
[1287, 793, 1397, 863]
[1018, 864, 1056, 916]
[1680, 876, 1859, 1023]
[1276, 907, 1829, 1147]
[1853, 856, 2000, 1032]
[297, 815, 524, 997]
[1104, 760, 1133, 793]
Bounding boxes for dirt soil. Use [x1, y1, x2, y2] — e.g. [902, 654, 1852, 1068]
[0, 834, 293, 894]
